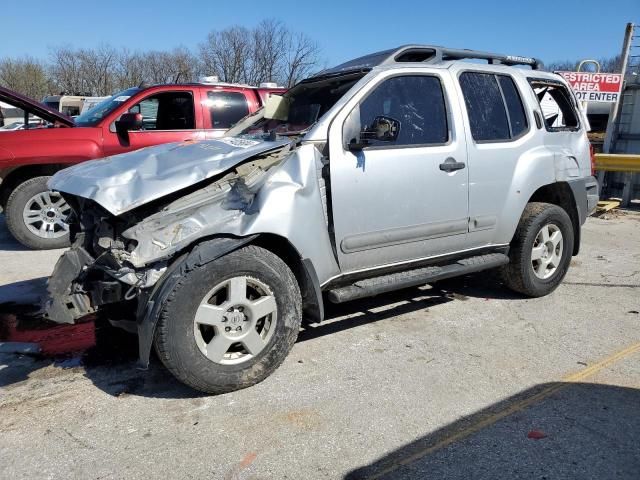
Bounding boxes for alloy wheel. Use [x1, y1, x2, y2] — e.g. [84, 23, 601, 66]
[531, 223, 563, 280]
[22, 191, 71, 239]
[193, 276, 278, 365]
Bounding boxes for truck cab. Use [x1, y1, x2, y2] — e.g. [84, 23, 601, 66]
[0, 81, 285, 249]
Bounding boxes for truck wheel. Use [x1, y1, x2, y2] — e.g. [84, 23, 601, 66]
[501, 202, 574, 297]
[154, 245, 302, 394]
[5, 176, 71, 250]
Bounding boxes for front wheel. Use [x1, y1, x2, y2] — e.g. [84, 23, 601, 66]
[501, 202, 574, 297]
[154, 245, 302, 394]
[5, 176, 71, 250]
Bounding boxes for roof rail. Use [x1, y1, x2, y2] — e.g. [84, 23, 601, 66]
[309, 45, 543, 80]
[435, 46, 542, 69]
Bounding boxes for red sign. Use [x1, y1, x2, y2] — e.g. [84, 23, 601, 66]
[557, 71, 623, 103]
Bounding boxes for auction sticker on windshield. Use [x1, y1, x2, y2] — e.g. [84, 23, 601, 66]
[557, 71, 623, 103]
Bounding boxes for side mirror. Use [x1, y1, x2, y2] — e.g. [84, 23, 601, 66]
[115, 112, 143, 138]
[369, 116, 400, 142]
[347, 115, 402, 151]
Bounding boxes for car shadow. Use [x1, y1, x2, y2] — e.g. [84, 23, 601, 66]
[298, 285, 454, 342]
[0, 276, 48, 306]
[0, 272, 521, 399]
[0, 215, 35, 252]
[344, 381, 640, 479]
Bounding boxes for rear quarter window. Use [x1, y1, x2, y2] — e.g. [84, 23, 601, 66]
[528, 80, 580, 131]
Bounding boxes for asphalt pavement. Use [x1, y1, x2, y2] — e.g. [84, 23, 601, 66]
[1, 212, 639, 479]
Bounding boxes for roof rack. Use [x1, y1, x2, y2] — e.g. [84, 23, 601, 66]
[308, 45, 543, 80]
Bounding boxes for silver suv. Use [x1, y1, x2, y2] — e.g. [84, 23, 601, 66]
[45, 46, 599, 393]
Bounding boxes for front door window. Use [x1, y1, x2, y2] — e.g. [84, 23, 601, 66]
[129, 91, 195, 130]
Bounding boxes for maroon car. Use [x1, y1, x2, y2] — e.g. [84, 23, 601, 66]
[0, 82, 285, 249]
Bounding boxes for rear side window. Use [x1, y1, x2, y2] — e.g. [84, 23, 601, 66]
[459, 72, 529, 142]
[207, 91, 250, 129]
[359, 75, 448, 146]
[529, 81, 579, 131]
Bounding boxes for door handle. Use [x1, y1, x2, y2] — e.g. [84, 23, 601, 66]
[439, 157, 466, 172]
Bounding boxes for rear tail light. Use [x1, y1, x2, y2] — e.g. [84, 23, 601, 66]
[590, 143, 596, 176]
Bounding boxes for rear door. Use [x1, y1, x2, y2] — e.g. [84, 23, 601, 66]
[453, 68, 541, 248]
[103, 89, 204, 156]
[327, 69, 470, 273]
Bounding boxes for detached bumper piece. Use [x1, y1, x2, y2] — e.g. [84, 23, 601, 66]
[43, 248, 95, 324]
[42, 247, 124, 325]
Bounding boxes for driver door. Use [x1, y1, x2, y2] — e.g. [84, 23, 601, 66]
[328, 72, 469, 273]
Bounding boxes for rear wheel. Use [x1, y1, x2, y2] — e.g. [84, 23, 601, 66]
[501, 202, 574, 297]
[154, 245, 302, 394]
[5, 176, 71, 250]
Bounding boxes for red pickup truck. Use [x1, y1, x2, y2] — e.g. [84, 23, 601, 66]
[0, 82, 284, 249]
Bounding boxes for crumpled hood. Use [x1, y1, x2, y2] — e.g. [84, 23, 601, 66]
[49, 137, 290, 216]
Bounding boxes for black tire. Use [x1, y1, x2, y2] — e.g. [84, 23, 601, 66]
[5, 176, 71, 250]
[501, 202, 574, 297]
[154, 245, 302, 394]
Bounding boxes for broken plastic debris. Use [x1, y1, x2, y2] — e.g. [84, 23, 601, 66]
[527, 429, 547, 440]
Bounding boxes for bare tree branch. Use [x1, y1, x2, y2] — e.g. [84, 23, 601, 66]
[283, 32, 321, 87]
[199, 20, 321, 87]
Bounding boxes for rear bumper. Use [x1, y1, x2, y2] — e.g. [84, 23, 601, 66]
[569, 176, 599, 225]
[585, 176, 599, 218]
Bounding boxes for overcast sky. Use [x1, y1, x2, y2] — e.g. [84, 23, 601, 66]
[1, 0, 636, 67]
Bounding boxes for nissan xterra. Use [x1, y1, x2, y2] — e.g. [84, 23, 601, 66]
[43, 45, 599, 393]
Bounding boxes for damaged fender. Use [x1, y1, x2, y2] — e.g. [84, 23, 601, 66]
[136, 235, 325, 368]
[136, 235, 257, 368]
[122, 143, 340, 285]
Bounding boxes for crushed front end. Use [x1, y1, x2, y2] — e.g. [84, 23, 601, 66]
[40, 138, 301, 340]
[42, 198, 166, 326]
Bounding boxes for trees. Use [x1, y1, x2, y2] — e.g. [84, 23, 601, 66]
[283, 31, 322, 87]
[199, 20, 321, 87]
[0, 57, 51, 100]
[48, 46, 86, 95]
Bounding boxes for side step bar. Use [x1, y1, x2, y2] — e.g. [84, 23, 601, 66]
[327, 253, 509, 303]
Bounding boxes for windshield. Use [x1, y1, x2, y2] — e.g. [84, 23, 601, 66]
[74, 87, 140, 126]
[43, 101, 60, 111]
[233, 74, 363, 139]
